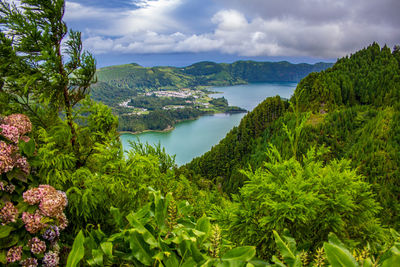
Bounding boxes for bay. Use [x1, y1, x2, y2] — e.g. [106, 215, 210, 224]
[120, 82, 297, 165]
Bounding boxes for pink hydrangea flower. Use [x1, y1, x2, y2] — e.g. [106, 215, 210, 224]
[42, 251, 59, 267]
[39, 190, 68, 217]
[6, 246, 22, 263]
[15, 156, 30, 174]
[23, 188, 45, 205]
[28, 237, 46, 254]
[5, 184, 15, 193]
[56, 212, 68, 230]
[0, 202, 18, 225]
[0, 124, 20, 143]
[3, 114, 32, 136]
[22, 210, 47, 233]
[20, 258, 38, 267]
[38, 184, 57, 196]
[0, 141, 15, 174]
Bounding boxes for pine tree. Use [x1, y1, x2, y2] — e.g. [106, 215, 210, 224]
[0, 0, 96, 150]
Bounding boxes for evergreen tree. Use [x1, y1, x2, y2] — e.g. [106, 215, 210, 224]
[0, 0, 96, 151]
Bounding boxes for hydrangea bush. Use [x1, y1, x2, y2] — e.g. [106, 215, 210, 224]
[0, 114, 68, 266]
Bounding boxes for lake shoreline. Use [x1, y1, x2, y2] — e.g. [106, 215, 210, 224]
[118, 110, 247, 135]
[119, 125, 175, 135]
[120, 82, 297, 165]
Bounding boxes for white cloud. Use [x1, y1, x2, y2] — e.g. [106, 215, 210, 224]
[70, 1, 400, 59]
[65, 2, 108, 20]
[66, 0, 183, 36]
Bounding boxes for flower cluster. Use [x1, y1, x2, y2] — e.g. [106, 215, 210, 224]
[1, 114, 68, 265]
[6, 246, 22, 263]
[0, 123, 20, 143]
[20, 258, 38, 267]
[0, 141, 15, 174]
[0, 202, 18, 225]
[28, 237, 46, 254]
[42, 251, 59, 267]
[0, 114, 32, 175]
[23, 185, 68, 222]
[43, 226, 60, 242]
[3, 114, 32, 137]
[22, 210, 47, 234]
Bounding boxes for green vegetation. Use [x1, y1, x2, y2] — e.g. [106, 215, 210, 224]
[91, 58, 331, 133]
[1, 1, 400, 266]
[92, 61, 332, 106]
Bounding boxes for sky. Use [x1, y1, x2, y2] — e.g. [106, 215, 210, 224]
[64, 0, 400, 68]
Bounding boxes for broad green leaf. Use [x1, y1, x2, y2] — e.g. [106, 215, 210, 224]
[19, 138, 35, 157]
[362, 258, 373, 267]
[190, 242, 207, 263]
[0, 250, 6, 265]
[195, 216, 211, 244]
[249, 259, 272, 267]
[153, 251, 165, 262]
[0, 225, 14, 239]
[221, 246, 256, 262]
[87, 249, 103, 266]
[152, 190, 164, 226]
[271, 256, 286, 267]
[181, 257, 197, 267]
[196, 216, 211, 234]
[128, 230, 153, 266]
[380, 246, 400, 267]
[164, 252, 180, 267]
[126, 213, 159, 249]
[110, 206, 124, 228]
[100, 242, 113, 259]
[67, 230, 85, 267]
[381, 254, 400, 267]
[323, 242, 358, 267]
[328, 233, 346, 249]
[273, 231, 296, 260]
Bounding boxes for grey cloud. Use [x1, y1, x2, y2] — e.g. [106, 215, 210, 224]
[72, 0, 400, 59]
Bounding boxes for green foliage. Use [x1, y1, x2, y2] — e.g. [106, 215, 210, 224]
[224, 146, 384, 259]
[67, 230, 85, 267]
[0, 0, 96, 136]
[118, 108, 208, 132]
[270, 231, 400, 267]
[272, 230, 302, 266]
[75, 190, 260, 266]
[187, 96, 288, 193]
[293, 43, 400, 112]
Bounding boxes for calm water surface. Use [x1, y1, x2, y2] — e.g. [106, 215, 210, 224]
[120, 82, 296, 165]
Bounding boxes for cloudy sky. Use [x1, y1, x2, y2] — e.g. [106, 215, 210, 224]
[64, 0, 400, 67]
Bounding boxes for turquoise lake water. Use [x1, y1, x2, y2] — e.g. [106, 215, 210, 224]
[120, 82, 297, 165]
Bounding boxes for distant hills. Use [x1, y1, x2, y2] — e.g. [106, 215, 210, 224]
[90, 60, 333, 105]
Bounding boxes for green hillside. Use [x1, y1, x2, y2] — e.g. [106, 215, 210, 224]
[184, 43, 400, 227]
[91, 60, 333, 105]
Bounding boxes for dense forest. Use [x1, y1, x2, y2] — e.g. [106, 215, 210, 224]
[1, 1, 400, 266]
[118, 96, 244, 133]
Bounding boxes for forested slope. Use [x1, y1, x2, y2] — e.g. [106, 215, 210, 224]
[185, 43, 400, 227]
